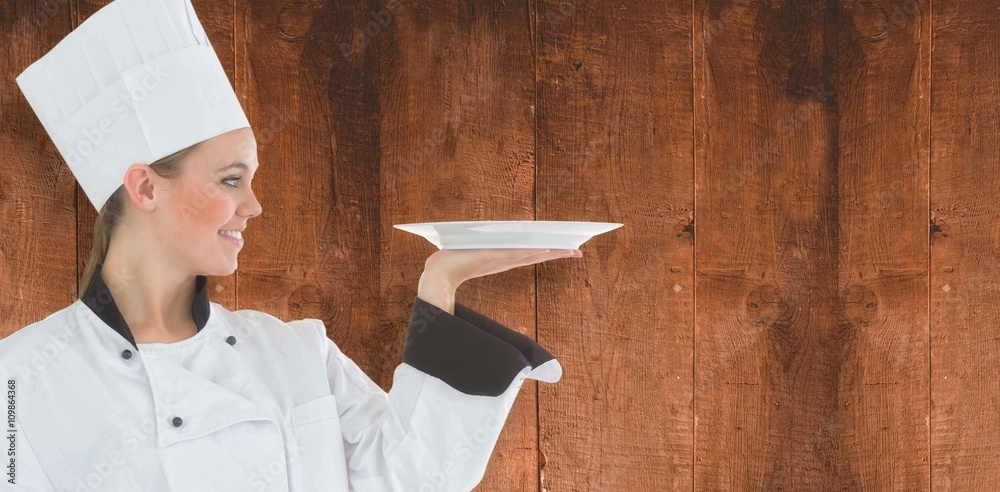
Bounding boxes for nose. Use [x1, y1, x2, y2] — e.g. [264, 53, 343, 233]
[241, 188, 263, 219]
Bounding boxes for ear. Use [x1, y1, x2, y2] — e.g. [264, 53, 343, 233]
[121, 164, 158, 212]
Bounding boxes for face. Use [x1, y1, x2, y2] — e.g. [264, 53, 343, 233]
[135, 127, 262, 276]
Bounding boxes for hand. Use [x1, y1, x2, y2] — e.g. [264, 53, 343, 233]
[423, 248, 584, 290]
[416, 248, 582, 315]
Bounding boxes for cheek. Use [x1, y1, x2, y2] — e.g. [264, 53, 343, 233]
[172, 182, 233, 232]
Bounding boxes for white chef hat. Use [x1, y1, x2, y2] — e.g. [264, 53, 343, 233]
[15, 0, 250, 212]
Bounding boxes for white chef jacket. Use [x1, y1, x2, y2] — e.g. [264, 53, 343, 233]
[1, 266, 561, 491]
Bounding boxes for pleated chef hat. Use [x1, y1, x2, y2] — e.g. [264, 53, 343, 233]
[15, 0, 250, 212]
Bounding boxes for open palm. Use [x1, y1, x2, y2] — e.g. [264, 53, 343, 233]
[424, 248, 582, 288]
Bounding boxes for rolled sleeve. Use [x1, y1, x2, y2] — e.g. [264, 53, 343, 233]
[402, 295, 562, 397]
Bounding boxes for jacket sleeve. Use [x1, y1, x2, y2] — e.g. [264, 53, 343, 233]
[321, 295, 562, 491]
[0, 337, 56, 492]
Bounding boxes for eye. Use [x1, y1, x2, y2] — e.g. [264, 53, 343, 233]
[222, 176, 241, 187]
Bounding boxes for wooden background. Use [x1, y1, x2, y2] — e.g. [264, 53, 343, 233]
[1, 0, 996, 489]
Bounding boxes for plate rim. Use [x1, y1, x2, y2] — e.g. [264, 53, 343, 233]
[393, 220, 624, 228]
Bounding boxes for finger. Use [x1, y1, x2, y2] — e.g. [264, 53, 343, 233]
[547, 249, 579, 256]
[503, 248, 554, 261]
[515, 249, 582, 265]
[453, 250, 546, 272]
[553, 250, 582, 261]
[503, 248, 552, 257]
[476, 251, 581, 279]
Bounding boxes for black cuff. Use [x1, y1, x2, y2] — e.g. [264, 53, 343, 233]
[402, 295, 556, 397]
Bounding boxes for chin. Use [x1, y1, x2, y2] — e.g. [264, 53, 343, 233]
[204, 260, 238, 277]
[220, 263, 238, 276]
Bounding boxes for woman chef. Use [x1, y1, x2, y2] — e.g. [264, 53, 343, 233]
[2, 0, 576, 490]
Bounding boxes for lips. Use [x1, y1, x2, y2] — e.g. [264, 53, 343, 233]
[218, 229, 244, 247]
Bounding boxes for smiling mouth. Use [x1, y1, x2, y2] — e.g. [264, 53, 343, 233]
[218, 229, 243, 240]
[218, 230, 244, 247]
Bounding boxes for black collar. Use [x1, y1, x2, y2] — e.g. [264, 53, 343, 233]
[80, 264, 211, 349]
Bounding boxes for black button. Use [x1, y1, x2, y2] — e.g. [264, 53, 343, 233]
[172, 416, 183, 427]
[121, 349, 132, 360]
[226, 336, 236, 345]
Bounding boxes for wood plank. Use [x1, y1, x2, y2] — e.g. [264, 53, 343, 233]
[378, 1, 540, 489]
[235, 0, 369, 395]
[535, 0, 694, 489]
[931, 0, 1000, 488]
[694, 0, 929, 488]
[0, 1, 78, 337]
[834, 0, 930, 486]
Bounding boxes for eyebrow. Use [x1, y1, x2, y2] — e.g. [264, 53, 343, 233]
[217, 162, 257, 173]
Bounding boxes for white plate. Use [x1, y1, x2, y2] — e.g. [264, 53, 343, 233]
[393, 220, 624, 250]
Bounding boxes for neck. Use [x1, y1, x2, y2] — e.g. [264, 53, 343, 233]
[101, 240, 198, 340]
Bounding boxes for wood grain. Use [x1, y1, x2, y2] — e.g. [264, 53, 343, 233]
[235, 0, 374, 349]
[0, 1, 77, 336]
[931, 0, 1000, 489]
[535, 0, 694, 489]
[694, 0, 929, 489]
[378, 1, 541, 489]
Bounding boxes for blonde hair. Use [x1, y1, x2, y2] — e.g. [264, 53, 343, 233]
[79, 141, 205, 294]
